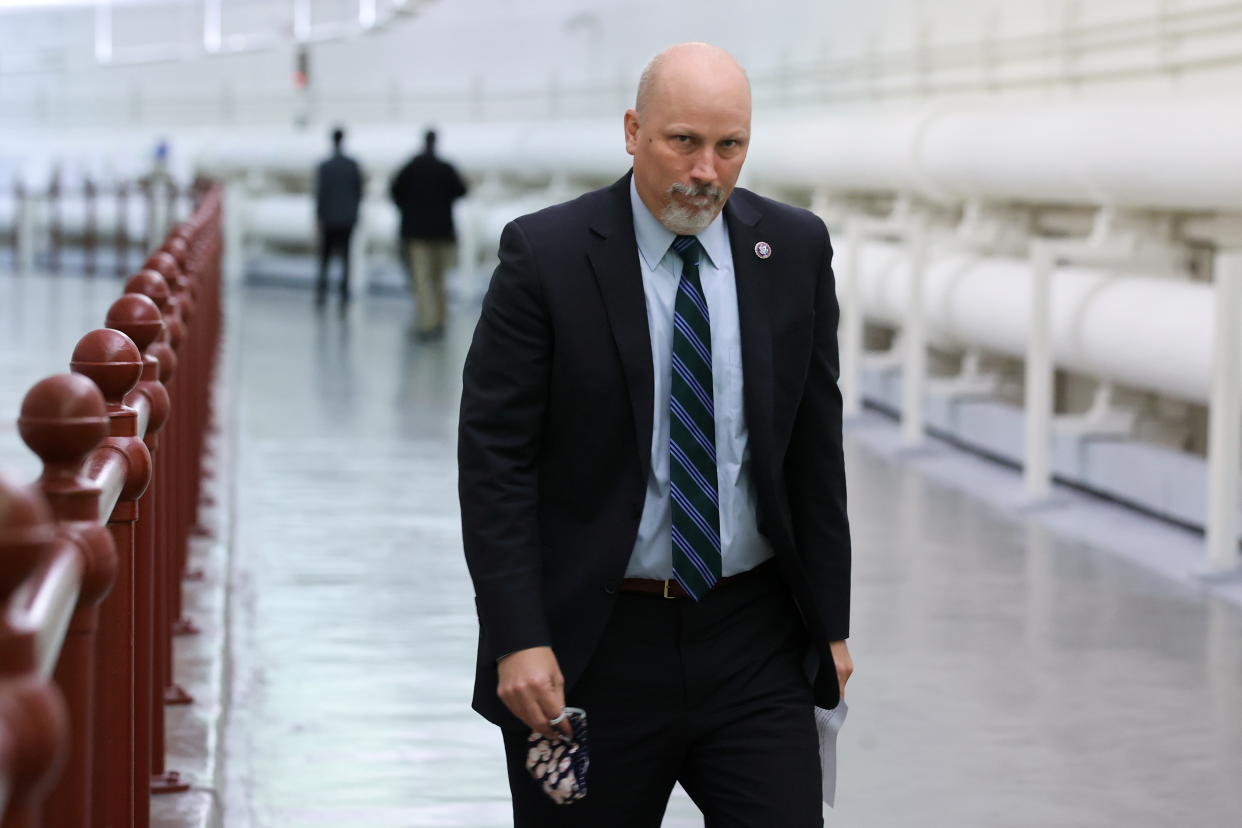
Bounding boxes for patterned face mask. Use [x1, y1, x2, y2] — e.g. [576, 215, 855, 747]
[525, 707, 590, 805]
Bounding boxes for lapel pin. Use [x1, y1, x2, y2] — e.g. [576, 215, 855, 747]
[754, 241, 772, 259]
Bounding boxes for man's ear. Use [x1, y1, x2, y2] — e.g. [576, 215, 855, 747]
[623, 109, 640, 157]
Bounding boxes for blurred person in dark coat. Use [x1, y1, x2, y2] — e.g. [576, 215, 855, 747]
[389, 129, 468, 340]
[315, 126, 364, 307]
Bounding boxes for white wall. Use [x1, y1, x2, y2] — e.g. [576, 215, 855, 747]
[3, 0, 1242, 132]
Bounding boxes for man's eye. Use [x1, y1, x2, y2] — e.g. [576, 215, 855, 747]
[674, 135, 691, 143]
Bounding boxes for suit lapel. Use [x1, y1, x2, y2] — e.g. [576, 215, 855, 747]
[725, 191, 775, 485]
[588, 174, 655, 482]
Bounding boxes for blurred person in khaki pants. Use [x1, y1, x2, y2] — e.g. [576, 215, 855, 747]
[389, 128, 468, 340]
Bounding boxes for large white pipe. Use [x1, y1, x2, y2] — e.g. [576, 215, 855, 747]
[181, 93, 1242, 212]
[6, 91, 1238, 212]
[232, 191, 565, 272]
[835, 241, 1216, 406]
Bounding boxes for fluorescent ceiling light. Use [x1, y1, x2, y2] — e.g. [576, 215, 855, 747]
[0, 0, 186, 9]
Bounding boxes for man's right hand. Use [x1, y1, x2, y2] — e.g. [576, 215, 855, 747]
[496, 646, 573, 741]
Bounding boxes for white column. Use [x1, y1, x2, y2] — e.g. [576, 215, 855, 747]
[222, 178, 246, 284]
[1204, 250, 1242, 573]
[900, 216, 928, 447]
[1024, 245, 1055, 500]
[842, 222, 864, 418]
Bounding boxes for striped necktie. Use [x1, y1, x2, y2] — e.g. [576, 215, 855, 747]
[669, 234, 722, 600]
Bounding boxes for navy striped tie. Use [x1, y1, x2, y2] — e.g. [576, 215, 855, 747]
[669, 234, 721, 600]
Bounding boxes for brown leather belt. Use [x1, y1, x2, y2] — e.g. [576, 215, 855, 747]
[620, 569, 752, 600]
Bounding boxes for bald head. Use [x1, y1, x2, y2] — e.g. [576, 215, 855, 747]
[635, 42, 751, 118]
[625, 43, 752, 235]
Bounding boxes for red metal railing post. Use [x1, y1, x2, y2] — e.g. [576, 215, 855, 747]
[144, 250, 201, 645]
[70, 329, 151, 828]
[18, 375, 119, 828]
[133, 259, 190, 788]
[113, 286, 171, 818]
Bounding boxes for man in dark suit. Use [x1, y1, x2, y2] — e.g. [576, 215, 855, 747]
[314, 126, 364, 307]
[459, 42, 853, 826]
[389, 128, 468, 340]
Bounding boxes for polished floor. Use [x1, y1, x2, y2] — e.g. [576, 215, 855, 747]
[4, 268, 1242, 826]
[0, 265, 125, 479]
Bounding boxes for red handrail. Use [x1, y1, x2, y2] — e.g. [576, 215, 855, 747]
[0, 184, 223, 828]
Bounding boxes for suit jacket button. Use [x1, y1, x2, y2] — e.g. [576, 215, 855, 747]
[604, 579, 618, 595]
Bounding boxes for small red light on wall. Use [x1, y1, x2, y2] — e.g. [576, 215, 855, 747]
[294, 46, 310, 89]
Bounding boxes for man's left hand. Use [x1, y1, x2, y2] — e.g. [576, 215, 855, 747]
[829, 640, 853, 700]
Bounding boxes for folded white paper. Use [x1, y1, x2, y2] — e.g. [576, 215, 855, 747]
[814, 700, 848, 807]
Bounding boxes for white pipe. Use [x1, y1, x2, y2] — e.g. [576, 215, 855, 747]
[901, 216, 928, 448]
[0, 196, 149, 238]
[1024, 245, 1055, 501]
[223, 180, 246, 285]
[1205, 251, 1242, 574]
[834, 241, 1216, 406]
[2, 91, 1242, 212]
[145, 92, 1242, 212]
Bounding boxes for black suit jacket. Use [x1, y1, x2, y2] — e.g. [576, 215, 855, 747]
[389, 153, 468, 240]
[459, 172, 851, 729]
[315, 152, 363, 230]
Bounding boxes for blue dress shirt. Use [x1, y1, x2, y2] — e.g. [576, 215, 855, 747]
[626, 177, 774, 580]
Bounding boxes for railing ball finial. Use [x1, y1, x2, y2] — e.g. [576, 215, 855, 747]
[164, 235, 190, 271]
[124, 270, 172, 314]
[105, 294, 164, 355]
[69, 330, 143, 414]
[143, 251, 185, 294]
[17, 375, 109, 502]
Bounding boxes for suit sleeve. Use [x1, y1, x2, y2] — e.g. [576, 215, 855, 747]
[388, 164, 405, 207]
[784, 223, 851, 641]
[458, 219, 553, 660]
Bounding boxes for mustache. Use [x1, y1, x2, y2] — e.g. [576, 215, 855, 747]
[669, 182, 724, 202]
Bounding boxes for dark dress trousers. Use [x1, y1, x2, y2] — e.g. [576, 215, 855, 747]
[458, 171, 851, 824]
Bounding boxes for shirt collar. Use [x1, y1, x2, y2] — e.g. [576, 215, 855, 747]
[630, 174, 727, 273]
